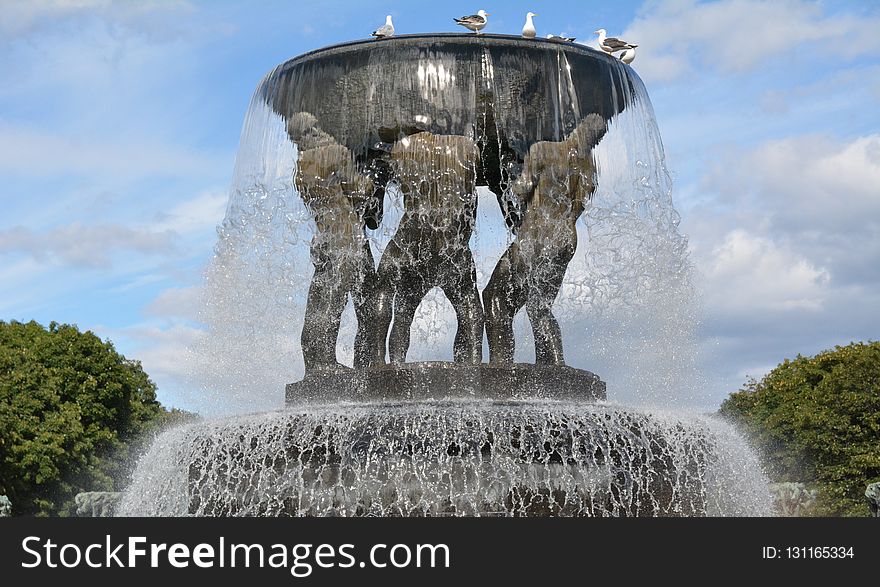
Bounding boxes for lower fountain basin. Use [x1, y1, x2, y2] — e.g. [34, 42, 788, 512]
[118, 400, 772, 517]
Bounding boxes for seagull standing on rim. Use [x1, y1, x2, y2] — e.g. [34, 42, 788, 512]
[521, 12, 537, 38]
[454, 10, 489, 34]
[371, 15, 394, 38]
[619, 45, 637, 64]
[594, 28, 635, 54]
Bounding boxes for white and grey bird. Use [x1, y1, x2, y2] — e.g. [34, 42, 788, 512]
[454, 10, 489, 34]
[371, 15, 394, 38]
[594, 28, 635, 54]
[619, 45, 637, 64]
[521, 12, 537, 38]
[546, 34, 576, 42]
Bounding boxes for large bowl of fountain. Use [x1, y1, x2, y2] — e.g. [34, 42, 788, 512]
[119, 35, 771, 517]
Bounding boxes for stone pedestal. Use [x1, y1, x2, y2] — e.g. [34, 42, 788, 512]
[286, 362, 605, 406]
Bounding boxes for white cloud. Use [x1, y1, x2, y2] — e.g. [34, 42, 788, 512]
[0, 223, 175, 267]
[757, 64, 880, 117]
[700, 228, 830, 312]
[0, 123, 221, 181]
[683, 130, 880, 403]
[116, 322, 204, 377]
[689, 132, 880, 297]
[696, 133, 880, 286]
[622, 0, 880, 82]
[0, 0, 196, 40]
[735, 134, 880, 232]
[143, 285, 203, 321]
[153, 191, 227, 235]
[0, 187, 226, 269]
[0, 0, 234, 191]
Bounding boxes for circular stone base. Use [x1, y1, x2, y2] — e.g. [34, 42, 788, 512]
[117, 400, 773, 517]
[285, 362, 606, 406]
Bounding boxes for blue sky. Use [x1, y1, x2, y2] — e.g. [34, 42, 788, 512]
[1, 0, 878, 412]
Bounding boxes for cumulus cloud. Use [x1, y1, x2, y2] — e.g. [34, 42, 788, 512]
[0, 123, 222, 181]
[692, 131, 880, 293]
[684, 131, 880, 402]
[732, 134, 880, 231]
[697, 133, 880, 286]
[114, 322, 204, 375]
[0, 0, 197, 40]
[700, 229, 830, 312]
[0, 187, 227, 269]
[622, 0, 880, 82]
[143, 285, 203, 321]
[153, 191, 227, 235]
[0, 223, 175, 267]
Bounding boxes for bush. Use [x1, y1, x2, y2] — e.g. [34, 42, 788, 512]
[0, 320, 189, 516]
[719, 341, 880, 516]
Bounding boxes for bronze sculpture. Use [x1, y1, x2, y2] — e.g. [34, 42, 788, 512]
[289, 113, 382, 372]
[372, 132, 484, 365]
[483, 114, 607, 365]
[270, 36, 629, 379]
[291, 113, 608, 370]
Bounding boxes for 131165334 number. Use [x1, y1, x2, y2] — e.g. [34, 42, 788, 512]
[762, 546, 855, 559]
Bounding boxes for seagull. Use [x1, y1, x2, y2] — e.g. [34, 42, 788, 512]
[454, 10, 489, 34]
[521, 12, 537, 38]
[546, 34, 576, 42]
[619, 45, 637, 64]
[594, 28, 635, 54]
[371, 15, 394, 38]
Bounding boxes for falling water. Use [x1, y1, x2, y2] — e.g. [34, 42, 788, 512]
[122, 35, 770, 516]
[119, 401, 770, 516]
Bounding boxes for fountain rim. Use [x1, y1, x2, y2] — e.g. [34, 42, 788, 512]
[277, 32, 623, 69]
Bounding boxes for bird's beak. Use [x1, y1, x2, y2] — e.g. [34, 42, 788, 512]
[594, 29, 600, 34]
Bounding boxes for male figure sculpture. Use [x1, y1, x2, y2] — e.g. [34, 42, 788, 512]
[373, 132, 484, 364]
[289, 112, 382, 372]
[483, 114, 607, 365]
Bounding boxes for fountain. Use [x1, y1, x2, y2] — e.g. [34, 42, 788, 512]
[119, 34, 772, 516]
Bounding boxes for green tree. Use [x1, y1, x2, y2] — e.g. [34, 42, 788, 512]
[719, 341, 880, 516]
[0, 320, 189, 516]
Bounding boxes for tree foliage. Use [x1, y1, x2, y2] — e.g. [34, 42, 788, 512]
[719, 341, 880, 516]
[0, 320, 189, 516]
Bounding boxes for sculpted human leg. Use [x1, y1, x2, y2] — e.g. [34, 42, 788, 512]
[387, 274, 431, 364]
[301, 248, 354, 371]
[379, 131, 481, 364]
[483, 242, 528, 364]
[442, 253, 484, 364]
[351, 241, 378, 369]
[484, 117, 601, 366]
[525, 247, 573, 365]
[294, 140, 377, 373]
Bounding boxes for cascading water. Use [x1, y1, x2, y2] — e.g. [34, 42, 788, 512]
[120, 402, 768, 516]
[119, 35, 772, 516]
